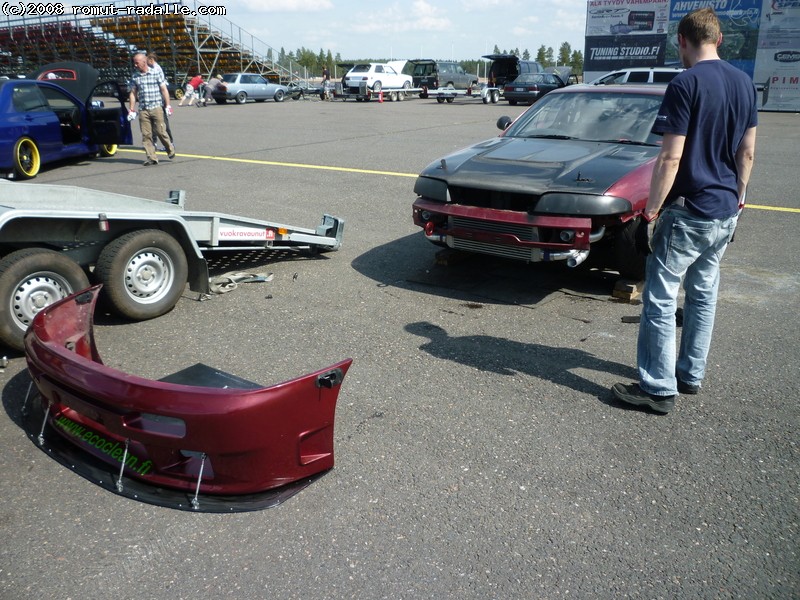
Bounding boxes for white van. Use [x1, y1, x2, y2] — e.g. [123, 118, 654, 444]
[590, 67, 684, 85]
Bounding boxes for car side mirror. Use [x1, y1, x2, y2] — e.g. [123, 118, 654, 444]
[497, 116, 512, 131]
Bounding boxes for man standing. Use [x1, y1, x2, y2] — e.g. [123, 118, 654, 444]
[612, 7, 757, 414]
[128, 53, 175, 166]
[146, 52, 174, 147]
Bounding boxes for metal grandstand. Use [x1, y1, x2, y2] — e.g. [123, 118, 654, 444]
[0, 0, 292, 84]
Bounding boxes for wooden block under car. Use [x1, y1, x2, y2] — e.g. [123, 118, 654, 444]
[613, 278, 644, 302]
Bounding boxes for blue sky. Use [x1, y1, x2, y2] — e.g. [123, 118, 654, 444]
[219, 0, 589, 61]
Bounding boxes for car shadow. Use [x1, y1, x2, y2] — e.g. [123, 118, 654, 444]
[351, 233, 623, 307]
[1, 368, 34, 429]
[405, 320, 638, 403]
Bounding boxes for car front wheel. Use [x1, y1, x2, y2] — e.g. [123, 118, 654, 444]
[0, 248, 90, 351]
[274, 89, 285, 102]
[13, 137, 41, 179]
[95, 230, 188, 320]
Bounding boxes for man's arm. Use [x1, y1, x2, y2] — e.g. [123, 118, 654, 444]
[735, 126, 757, 207]
[128, 87, 137, 112]
[160, 83, 171, 109]
[644, 132, 686, 221]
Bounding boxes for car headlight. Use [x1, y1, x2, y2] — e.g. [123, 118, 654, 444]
[533, 193, 632, 216]
[413, 176, 448, 202]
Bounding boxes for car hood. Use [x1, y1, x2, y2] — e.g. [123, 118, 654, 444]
[417, 136, 659, 196]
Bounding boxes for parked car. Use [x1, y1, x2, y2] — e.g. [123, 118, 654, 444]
[212, 73, 288, 104]
[0, 61, 132, 179]
[503, 72, 569, 105]
[484, 54, 545, 88]
[343, 63, 412, 95]
[412, 84, 668, 278]
[589, 66, 684, 85]
[408, 59, 479, 98]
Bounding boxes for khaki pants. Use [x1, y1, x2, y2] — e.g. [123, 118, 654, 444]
[139, 106, 174, 162]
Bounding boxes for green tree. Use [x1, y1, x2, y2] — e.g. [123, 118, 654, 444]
[493, 44, 501, 54]
[545, 47, 555, 66]
[522, 49, 530, 60]
[558, 42, 571, 66]
[536, 45, 547, 64]
[570, 50, 584, 75]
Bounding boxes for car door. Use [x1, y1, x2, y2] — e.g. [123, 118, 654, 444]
[83, 80, 133, 146]
[254, 75, 270, 99]
[9, 83, 62, 159]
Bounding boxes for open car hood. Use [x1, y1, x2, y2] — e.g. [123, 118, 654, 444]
[22, 285, 352, 512]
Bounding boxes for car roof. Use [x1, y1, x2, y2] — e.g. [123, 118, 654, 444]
[551, 83, 667, 97]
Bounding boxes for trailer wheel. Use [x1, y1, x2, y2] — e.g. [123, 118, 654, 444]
[99, 144, 118, 157]
[491, 90, 500, 103]
[437, 97, 445, 104]
[0, 248, 89, 351]
[95, 230, 188, 321]
[13, 137, 41, 179]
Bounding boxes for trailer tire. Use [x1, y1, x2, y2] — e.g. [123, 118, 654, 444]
[95, 230, 188, 321]
[0, 248, 89, 351]
[13, 137, 41, 179]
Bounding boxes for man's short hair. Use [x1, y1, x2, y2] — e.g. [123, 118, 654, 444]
[678, 7, 722, 47]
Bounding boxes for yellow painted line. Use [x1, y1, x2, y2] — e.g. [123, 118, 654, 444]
[746, 204, 800, 213]
[119, 149, 800, 213]
[119, 148, 417, 178]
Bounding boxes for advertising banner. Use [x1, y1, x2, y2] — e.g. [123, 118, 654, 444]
[583, 0, 800, 110]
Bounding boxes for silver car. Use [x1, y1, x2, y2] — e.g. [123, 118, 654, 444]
[212, 73, 289, 104]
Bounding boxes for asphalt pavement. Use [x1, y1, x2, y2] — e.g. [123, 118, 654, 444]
[0, 95, 798, 599]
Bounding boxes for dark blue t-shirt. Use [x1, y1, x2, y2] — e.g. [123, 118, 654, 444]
[652, 60, 757, 219]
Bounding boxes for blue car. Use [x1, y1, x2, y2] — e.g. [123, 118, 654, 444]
[0, 61, 132, 179]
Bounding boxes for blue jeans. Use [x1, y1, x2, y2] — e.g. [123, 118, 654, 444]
[637, 205, 738, 396]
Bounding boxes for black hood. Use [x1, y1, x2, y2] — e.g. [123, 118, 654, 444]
[419, 136, 659, 195]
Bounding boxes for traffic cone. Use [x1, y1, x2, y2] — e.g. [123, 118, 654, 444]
[378, 90, 383, 103]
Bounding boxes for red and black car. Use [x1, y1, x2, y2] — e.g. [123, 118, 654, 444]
[412, 84, 666, 278]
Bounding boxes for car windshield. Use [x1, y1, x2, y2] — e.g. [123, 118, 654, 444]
[511, 74, 544, 84]
[505, 90, 664, 144]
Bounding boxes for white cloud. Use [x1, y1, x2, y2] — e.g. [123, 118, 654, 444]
[231, 0, 333, 12]
[351, 1, 451, 34]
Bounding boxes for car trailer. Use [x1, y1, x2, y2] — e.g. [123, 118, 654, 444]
[0, 180, 344, 350]
[429, 85, 502, 104]
[333, 80, 418, 102]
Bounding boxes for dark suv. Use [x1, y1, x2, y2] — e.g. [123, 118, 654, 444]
[408, 59, 479, 98]
[484, 54, 544, 88]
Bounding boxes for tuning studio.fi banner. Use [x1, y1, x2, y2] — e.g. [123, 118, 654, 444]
[583, 0, 799, 111]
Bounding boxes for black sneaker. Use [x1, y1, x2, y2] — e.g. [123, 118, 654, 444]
[167, 150, 176, 159]
[677, 380, 700, 395]
[143, 159, 158, 166]
[612, 383, 676, 414]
